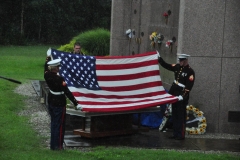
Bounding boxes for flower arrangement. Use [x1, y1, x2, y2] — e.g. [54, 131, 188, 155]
[163, 12, 169, 18]
[163, 10, 171, 24]
[165, 40, 173, 48]
[159, 104, 207, 135]
[149, 32, 164, 48]
[165, 37, 176, 52]
[125, 29, 134, 38]
[186, 105, 207, 135]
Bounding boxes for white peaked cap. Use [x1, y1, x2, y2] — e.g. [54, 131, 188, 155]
[47, 59, 61, 67]
[177, 53, 190, 59]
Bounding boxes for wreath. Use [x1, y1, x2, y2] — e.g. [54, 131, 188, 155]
[159, 104, 207, 135]
[159, 104, 172, 131]
[186, 105, 207, 135]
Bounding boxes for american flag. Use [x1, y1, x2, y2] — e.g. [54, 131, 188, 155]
[51, 49, 178, 112]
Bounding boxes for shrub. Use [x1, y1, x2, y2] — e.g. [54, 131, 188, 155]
[58, 28, 110, 56]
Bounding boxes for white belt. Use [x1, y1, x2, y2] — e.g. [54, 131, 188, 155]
[174, 80, 185, 88]
[49, 89, 64, 95]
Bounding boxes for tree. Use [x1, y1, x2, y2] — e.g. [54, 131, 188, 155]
[0, 0, 112, 45]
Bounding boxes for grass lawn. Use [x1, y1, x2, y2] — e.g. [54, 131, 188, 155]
[0, 45, 239, 160]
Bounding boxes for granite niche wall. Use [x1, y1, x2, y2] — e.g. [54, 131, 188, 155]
[110, 0, 240, 134]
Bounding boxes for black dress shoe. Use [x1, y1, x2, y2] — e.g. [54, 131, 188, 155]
[168, 136, 176, 139]
[175, 137, 185, 140]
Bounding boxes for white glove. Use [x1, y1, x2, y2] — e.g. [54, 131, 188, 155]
[47, 48, 51, 56]
[75, 104, 82, 110]
[177, 95, 183, 101]
[156, 50, 161, 57]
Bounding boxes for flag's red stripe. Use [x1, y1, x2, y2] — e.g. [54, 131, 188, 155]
[97, 70, 159, 81]
[100, 81, 163, 92]
[96, 51, 157, 59]
[73, 90, 168, 99]
[81, 99, 178, 112]
[96, 59, 158, 70]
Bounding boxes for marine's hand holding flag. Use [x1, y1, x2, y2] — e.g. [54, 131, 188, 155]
[156, 50, 161, 57]
[47, 48, 51, 56]
[75, 104, 82, 110]
[177, 95, 183, 101]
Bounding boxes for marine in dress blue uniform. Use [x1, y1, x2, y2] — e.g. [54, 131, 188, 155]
[44, 59, 80, 150]
[158, 53, 195, 140]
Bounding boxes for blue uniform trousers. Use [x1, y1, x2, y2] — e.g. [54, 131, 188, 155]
[48, 104, 66, 150]
[172, 101, 187, 139]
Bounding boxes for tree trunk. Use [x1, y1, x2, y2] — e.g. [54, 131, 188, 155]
[21, 0, 24, 36]
[38, 21, 41, 42]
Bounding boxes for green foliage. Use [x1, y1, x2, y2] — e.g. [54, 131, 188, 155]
[58, 41, 76, 52]
[0, 0, 112, 45]
[58, 28, 110, 56]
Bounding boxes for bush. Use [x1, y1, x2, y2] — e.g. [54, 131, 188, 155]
[58, 28, 110, 56]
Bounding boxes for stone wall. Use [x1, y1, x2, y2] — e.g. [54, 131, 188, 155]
[110, 0, 240, 134]
[179, 0, 240, 134]
[110, 0, 180, 86]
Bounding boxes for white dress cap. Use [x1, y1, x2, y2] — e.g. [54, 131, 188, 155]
[47, 59, 61, 67]
[177, 53, 190, 59]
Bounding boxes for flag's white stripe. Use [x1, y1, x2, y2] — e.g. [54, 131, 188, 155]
[69, 85, 165, 96]
[97, 75, 162, 87]
[81, 97, 177, 109]
[76, 93, 173, 102]
[66, 75, 162, 88]
[96, 53, 157, 65]
[96, 64, 159, 76]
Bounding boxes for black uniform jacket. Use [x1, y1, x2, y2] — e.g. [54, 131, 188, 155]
[44, 71, 78, 107]
[158, 57, 195, 102]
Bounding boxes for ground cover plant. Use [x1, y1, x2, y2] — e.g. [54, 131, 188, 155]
[58, 28, 110, 56]
[0, 45, 239, 160]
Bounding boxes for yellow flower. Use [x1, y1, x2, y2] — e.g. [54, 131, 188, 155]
[193, 108, 199, 112]
[189, 105, 194, 110]
[199, 128, 205, 133]
[151, 32, 157, 37]
[199, 117, 206, 122]
[199, 124, 207, 129]
[196, 111, 203, 117]
[195, 130, 199, 134]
